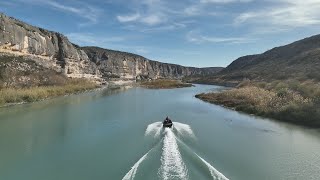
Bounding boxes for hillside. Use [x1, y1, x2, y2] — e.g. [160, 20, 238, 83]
[192, 34, 320, 85]
[194, 35, 320, 127]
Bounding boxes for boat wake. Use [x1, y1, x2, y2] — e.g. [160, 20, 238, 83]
[145, 122, 163, 138]
[159, 128, 188, 180]
[123, 122, 229, 180]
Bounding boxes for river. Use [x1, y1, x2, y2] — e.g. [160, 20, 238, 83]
[0, 85, 319, 180]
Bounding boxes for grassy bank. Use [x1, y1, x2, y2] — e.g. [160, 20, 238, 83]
[0, 79, 99, 106]
[140, 79, 193, 89]
[196, 80, 320, 128]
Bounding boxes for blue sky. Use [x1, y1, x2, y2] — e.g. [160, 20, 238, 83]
[1, 0, 320, 67]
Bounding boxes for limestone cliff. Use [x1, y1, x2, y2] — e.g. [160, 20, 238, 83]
[0, 13, 98, 79]
[0, 13, 221, 85]
[82, 47, 222, 80]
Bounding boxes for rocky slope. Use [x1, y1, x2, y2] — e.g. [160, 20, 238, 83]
[0, 13, 221, 86]
[193, 34, 320, 85]
[0, 54, 68, 88]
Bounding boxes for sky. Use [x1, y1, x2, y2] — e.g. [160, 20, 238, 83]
[1, 0, 320, 67]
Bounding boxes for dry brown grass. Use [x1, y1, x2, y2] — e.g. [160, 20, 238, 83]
[196, 81, 320, 127]
[141, 79, 193, 89]
[0, 78, 99, 105]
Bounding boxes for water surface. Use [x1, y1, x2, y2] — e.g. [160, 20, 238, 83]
[0, 85, 320, 180]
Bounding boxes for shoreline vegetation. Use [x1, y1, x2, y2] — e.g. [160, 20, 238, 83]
[0, 78, 191, 107]
[0, 79, 100, 107]
[196, 80, 320, 128]
[140, 79, 193, 89]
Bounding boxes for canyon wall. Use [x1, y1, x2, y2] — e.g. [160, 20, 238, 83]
[0, 13, 221, 84]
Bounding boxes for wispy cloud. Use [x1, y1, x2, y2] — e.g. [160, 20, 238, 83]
[117, 13, 165, 26]
[18, 0, 102, 26]
[140, 14, 164, 25]
[123, 22, 187, 33]
[117, 13, 141, 23]
[116, 0, 176, 26]
[234, 0, 320, 28]
[187, 31, 254, 44]
[184, 0, 253, 17]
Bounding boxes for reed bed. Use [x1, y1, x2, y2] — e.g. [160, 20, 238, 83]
[141, 79, 193, 89]
[0, 79, 99, 105]
[196, 81, 320, 127]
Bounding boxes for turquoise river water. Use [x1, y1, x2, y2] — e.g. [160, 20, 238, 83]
[0, 85, 319, 180]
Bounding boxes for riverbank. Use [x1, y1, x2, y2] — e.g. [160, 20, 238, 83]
[196, 80, 320, 128]
[140, 79, 193, 89]
[0, 79, 100, 106]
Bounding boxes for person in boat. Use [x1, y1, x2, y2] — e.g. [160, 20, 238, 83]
[164, 116, 172, 124]
[163, 116, 173, 128]
[164, 116, 169, 124]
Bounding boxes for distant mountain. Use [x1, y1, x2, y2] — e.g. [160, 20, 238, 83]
[193, 35, 320, 85]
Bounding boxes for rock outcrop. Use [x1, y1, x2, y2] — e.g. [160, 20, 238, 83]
[0, 13, 222, 84]
[0, 13, 98, 79]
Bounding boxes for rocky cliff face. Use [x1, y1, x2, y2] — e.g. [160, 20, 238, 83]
[0, 13, 221, 84]
[0, 13, 98, 79]
[82, 47, 221, 80]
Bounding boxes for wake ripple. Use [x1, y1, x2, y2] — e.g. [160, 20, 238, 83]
[196, 155, 229, 180]
[122, 151, 150, 180]
[173, 122, 195, 138]
[159, 128, 188, 180]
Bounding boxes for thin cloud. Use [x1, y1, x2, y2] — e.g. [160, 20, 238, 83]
[143, 14, 166, 25]
[117, 13, 165, 26]
[187, 31, 254, 44]
[122, 21, 187, 33]
[18, 0, 102, 26]
[117, 13, 141, 23]
[234, 0, 320, 28]
[116, 0, 173, 26]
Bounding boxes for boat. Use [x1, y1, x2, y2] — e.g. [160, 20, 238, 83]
[163, 117, 173, 128]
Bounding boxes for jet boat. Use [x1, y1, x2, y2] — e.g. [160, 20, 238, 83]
[163, 117, 173, 128]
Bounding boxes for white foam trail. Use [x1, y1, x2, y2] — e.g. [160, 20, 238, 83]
[196, 155, 229, 180]
[173, 122, 195, 138]
[145, 122, 162, 138]
[159, 128, 188, 180]
[122, 151, 150, 180]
